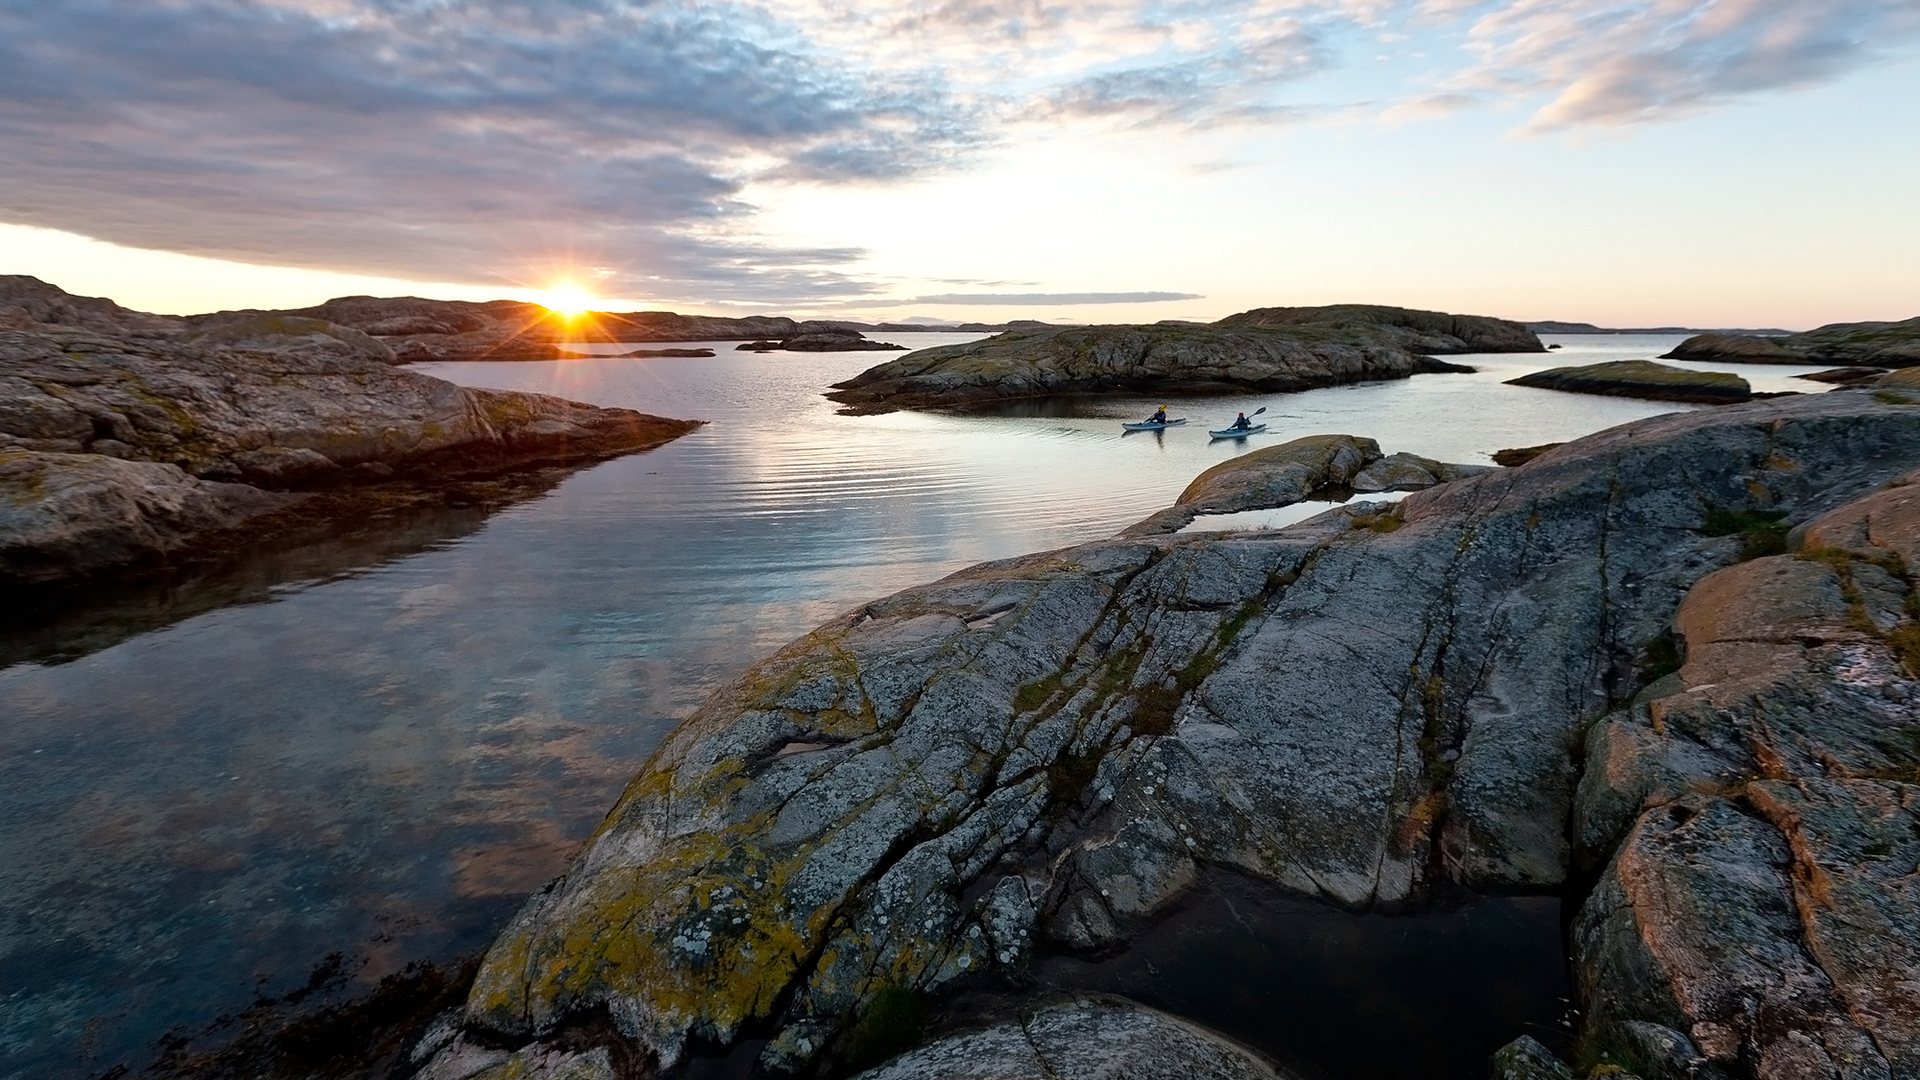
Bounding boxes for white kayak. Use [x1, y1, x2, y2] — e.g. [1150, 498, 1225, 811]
[1208, 423, 1268, 438]
[1122, 418, 1187, 431]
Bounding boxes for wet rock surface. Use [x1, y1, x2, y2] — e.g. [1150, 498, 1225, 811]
[0, 286, 701, 587]
[1506, 359, 1752, 405]
[823, 305, 1536, 414]
[418, 391, 1920, 1079]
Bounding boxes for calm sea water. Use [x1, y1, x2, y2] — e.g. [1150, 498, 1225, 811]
[0, 334, 1835, 1077]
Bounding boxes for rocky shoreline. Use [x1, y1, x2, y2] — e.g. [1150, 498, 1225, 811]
[402, 388, 1920, 1080]
[824, 305, 1537, 414]
[1, 282, 701, 591]
[1664, 317, 1920, 367]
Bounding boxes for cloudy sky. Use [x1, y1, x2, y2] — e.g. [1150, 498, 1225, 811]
[2, 0, 1915, 327]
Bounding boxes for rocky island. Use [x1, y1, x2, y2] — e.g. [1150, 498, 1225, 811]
[824, 304, 1542, 414]
[1505, 359, 1754, 404]
[1664, 317, 1920, 367]
[410, 388, 1920, 1080]
[0, 278, 700, 590]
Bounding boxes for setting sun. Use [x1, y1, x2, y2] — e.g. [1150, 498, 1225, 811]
[539, 283, 594, 318]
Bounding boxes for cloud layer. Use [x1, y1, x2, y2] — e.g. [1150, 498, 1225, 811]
[1, 0, 1913, 306]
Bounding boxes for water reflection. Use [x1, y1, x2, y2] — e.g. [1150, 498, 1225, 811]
[1037, 873, 1569, 1080]
[0, 333, 1827, 1078]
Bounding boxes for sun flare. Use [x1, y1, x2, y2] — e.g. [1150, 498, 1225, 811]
[539, 284, 594, 319]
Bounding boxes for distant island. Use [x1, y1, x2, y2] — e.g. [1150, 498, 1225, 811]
[827, 304, 1543, 414]
[1525, 320, 1794, 335]
[0, 278, 1021, 363]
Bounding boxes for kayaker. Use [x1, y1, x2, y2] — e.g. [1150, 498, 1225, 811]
[1147, 405, 1168, 424]
[1230, 412, 1251, 431]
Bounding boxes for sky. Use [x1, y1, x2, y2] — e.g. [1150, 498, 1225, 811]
[1, 0, 1915, 329]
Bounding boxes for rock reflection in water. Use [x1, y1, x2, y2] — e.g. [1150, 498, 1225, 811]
[0, 501, 491, 669]
[1036, 873, 1569, 1080]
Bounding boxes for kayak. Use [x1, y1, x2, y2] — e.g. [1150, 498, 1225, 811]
[1208, 423, 1268, 438]
[1122, 418, 1187, 431]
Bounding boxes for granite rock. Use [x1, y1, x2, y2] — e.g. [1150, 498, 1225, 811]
[426, 391, 1920, 1077]
[849, 995, 1286, 1080]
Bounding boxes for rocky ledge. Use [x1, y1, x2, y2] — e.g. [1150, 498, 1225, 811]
[1663, 317, 1920, 367]
[1505, 359, 1753, 404]
[823, 304, 1539, 414]
[414, 389, 1920, 1080]
[1, 312, 698, 588]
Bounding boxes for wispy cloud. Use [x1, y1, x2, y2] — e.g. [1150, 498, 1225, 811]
[1433, 0, 1920, 130]
[1, 0, 1913, 306]
[0, 0, 971, 303]
[868, 291, 1207, 305]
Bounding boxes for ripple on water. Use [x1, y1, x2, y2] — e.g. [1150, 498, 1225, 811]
[3, 335, 1698, 1077]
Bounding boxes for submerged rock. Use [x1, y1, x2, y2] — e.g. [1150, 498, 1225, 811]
[1506, 359, 1751, 404]
[422, 391, 1920, 1078]
[1490, 1036, 1575, 1080]
[849, 995, 1286, 1080]
[824, 305, 1534, 414]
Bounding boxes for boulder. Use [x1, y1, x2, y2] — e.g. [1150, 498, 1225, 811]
[1350, 451, 1490, 493]
[848, 995, 1287, 1080]
[1489, 1036, 1574, 1080]
[426, 390, 1920, 1077]
[1505, 360, 1751, 404]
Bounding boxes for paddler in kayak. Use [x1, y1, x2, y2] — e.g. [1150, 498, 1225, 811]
[1228, 412, 1252, 431]
[1146, 405, 1169, 425]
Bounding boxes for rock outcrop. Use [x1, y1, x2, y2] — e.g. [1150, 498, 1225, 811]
[823, 305, 1529, 414]
[1217, 304, 1541, 354]
[1506, 359, 1752, 404]
[419, 390, 1920, 1080]
[0, 316, 699, 586]
[0, 275, 185, 336]
[1664, 318, 1920, 367]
